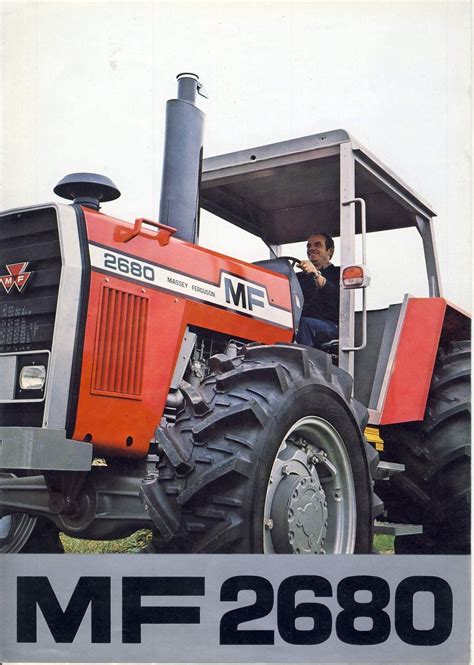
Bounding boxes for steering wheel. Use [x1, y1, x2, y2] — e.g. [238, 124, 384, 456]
[278, 256, 303, 271]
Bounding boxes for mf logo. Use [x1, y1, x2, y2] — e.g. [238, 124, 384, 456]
[0, 262, 32, 294]
[224, 276, 264, 311]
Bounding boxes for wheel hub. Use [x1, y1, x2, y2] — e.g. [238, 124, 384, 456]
[270, 473, 328, 553]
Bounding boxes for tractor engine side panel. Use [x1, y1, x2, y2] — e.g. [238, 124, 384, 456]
[72, 271, 185, 457]
[71, 209, 293, 457]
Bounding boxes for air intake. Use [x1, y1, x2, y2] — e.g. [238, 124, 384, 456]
[54, 173, 121, 211]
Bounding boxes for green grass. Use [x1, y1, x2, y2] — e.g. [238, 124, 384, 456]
[61, 531, 395, 554]
[374, 534, 394, 554]
[61, 529, 152, 554]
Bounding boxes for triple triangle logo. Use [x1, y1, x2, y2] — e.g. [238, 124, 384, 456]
[0, 262, 32, 294]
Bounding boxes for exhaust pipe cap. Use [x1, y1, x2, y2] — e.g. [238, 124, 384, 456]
[176, 72, 208, 103]
[177, 72, 199, 80]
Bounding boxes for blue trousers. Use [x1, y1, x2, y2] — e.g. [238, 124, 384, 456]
[296, 316, 338, 348]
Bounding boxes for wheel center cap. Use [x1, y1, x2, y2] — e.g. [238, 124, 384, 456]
[270, 474, 328, 553]
[300, 497, 322, 536]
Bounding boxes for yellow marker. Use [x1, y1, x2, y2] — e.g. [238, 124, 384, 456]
[364, 426, 384, 452]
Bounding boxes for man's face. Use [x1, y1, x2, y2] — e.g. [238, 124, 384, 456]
[306, 234, 333, 268]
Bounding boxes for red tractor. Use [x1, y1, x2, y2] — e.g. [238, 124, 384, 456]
[0, 74, 470, 554]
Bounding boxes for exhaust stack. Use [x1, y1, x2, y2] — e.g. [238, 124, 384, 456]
[159, 73, 207, 243]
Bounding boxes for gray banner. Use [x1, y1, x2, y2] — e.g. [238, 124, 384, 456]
[0, 554, 470, 663]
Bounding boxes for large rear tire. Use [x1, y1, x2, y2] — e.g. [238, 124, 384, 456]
[151, 344, 381, 554]
[381, 340, 470, 554]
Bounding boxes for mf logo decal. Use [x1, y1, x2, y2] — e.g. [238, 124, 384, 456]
[0, 262, 32, 294]
[223, 277, 264, 311]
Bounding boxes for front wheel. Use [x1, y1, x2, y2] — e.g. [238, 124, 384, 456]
[152, 344, 381, 554]
[0, 514, 63, 553]
[0, 473, 64, 553]
[0, 513, 37, 553]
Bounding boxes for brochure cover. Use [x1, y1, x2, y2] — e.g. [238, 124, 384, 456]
[0, 1, 471, 663]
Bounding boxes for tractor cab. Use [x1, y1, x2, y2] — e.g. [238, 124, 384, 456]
[200, 131, 468, 424]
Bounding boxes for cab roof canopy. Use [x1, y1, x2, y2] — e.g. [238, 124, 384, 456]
[201, 130, 436, 246]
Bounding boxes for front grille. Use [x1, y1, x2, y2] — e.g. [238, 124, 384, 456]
[0, 207, 61, 353]
[92, 285, 148, 397]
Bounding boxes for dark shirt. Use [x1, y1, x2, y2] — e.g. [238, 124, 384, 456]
[297, 264, 340, 325]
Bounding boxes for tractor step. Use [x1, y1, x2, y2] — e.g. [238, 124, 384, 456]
[375, 461, 405, 479]
[374, 521, 423, 536]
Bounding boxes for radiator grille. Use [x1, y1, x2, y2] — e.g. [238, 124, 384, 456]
[0, 207, 61, 353]
[92, 286, 148, 397]
[0, 207, 61, 427]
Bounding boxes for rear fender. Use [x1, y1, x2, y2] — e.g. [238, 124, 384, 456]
[372, 298, 470, 426]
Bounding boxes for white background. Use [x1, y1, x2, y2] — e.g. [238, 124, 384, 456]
[1, 0, 471, 311]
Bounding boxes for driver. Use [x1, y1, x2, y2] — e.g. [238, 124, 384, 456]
[295, 233, 340, 348]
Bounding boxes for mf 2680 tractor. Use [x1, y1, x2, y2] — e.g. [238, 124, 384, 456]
[0, 74, 470, 554]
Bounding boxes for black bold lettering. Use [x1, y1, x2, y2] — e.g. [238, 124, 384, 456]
[395, 576, 453, 646]
[224, 278, 246, 308]
[336, 576, 390, 645]
[220, 576, 274, 645]
[17, 576, 110, 643]
[246, 285, 264, 310]
[122, 576, 204, 644]
[277, 575, 332, 645]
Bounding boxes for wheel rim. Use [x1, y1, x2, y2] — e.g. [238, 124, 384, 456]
[0, 515, 13, 539]
[0, 513, 38, 553]
[263, 416, 357, 554]
[0, 472, 39, 552]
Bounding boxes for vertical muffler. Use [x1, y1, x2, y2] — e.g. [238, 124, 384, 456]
[159, 73, 207, 243]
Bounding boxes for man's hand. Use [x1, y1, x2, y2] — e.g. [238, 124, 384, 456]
[298, 259, 318, 276]
[298, 260, 326, 287]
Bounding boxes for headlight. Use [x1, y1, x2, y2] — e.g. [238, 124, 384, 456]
[19, 365, 46, 390]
